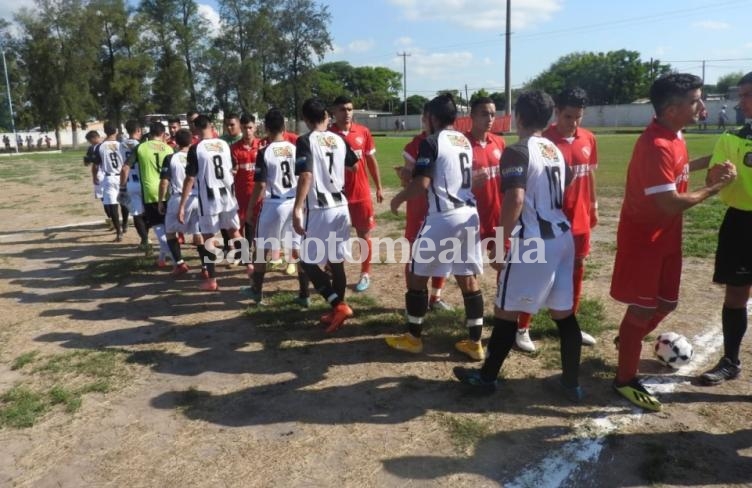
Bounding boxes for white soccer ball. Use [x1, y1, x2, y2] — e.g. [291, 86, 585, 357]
[654, 332, 693, 369]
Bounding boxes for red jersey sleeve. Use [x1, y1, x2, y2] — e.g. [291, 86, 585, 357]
[641, 143, 680, 196]
[364, 129, 376, 156]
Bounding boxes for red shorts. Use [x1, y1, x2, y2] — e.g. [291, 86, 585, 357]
[610, 250, 682, 308]
[405, 196, 428, 243]
[573, 233, 591, 260]
[348, 199, 375, 231]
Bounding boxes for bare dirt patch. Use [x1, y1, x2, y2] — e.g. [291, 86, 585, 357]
[0, 176, 750, 487]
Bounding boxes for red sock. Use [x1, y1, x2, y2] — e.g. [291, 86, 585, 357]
[518, 313, 532, 329]
[572, 261, 585, 313]
[361, 237, 372, 275]
[615, 311, 655, 385]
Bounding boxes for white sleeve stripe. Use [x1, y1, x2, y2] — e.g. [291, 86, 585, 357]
[402, 151, 416, 163]
[644, 183, 676, 196]
[368, 149, 376, 155]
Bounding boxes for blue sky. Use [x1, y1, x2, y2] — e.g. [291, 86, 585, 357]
[3, 0, 750, 99]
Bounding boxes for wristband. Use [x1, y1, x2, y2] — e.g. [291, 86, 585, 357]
[592, 201, 598, 209]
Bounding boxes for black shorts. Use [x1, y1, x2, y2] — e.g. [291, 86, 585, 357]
[713, 207, 752, 286]
[143, 202, 166, 228]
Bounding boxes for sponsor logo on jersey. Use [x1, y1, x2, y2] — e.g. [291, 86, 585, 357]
[493, 148, 502, 160]
[316, 134, 339, 149]
[355, 136, 364, 146]
[204, 142, 224, 153]
[416, 157, 430, 167]
[272, 146, 293, 158]
[502, 166, 524, 178]
[105, 142, 119, 151]
[538, 142, 560, 162]
[447, 134, 471, 149]
[581, 146, 591, 159]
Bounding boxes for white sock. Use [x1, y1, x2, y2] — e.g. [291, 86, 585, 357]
[153, 225, 169, 258]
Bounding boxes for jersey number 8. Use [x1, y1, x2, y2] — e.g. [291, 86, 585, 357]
[212, 155, 224, 179]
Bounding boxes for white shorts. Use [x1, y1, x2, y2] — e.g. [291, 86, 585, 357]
[166, 195, 199, 235]
[101, 175, 120, 205]
[495, 231, 574, 314]
[255, 199, 301, 250]
[300, 206, 350, 265]
[94, 183, 103, 200]
[127, 191, 144, 215]
[410, 207, 483, 277]
[199, 210, 240, 236]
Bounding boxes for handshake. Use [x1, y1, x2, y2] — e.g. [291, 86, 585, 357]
[706, 161, 736, 188]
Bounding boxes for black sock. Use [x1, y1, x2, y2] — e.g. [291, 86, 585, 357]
[299, 261, 340, 306]
[480, 318, 517, 382]
[108, 205, 121, 234]
[722, 306, 747, 364]
[554, 314, 582, 387]
[220, 228, 230, 254]
[196, 245, 206, 271]
[199, 245, 216, 278]
[120, 205, 129, 230]
[167, 238, 182, 264]
[232, 238, 244, 264]
[330, 262, 346, 301]
[406, 289, 428, 338]
[463, 290, 484, 342]
[134, 216, 148, 242]
[298, 270, 310, 298]
[252, 270, 264, 294]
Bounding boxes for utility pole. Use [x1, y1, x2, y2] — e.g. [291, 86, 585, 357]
[1, 49, 18, 154]
[702, 59, 706, 83]
[464, 84, 469, 113]
[504, 0, 512, 115]
[398, 51, 411, 117]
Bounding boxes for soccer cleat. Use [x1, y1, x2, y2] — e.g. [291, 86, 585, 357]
[452, 366, 497, 394]
[324, 302, 354, 333]
[138, 241, 151, 253]
[559, 378, 584, 403]
[240, 286, 264, 304]
[155, 258, 169, 268]
[613, 378, 662, 411]
[268, 259, 286, 273]
[293, 295, 311, 308]
[515, 328, 536, 352]
[170, 262, 190, 278]
[385, 333, 423, 354]
[319, 311, 334, 324]
[429, 299, 453, 311]
[199, 278, 219, 292]
[225, 258, 241, 268]
[355, 274, 371, 292]
[699, 357, 741, 386]
[285, 263, 297, 276]
[455, 339, 485, 361]
[581, 331, 597, 346]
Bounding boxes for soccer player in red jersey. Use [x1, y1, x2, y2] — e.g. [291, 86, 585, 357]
[330, 95, 384, 292]
[610, 74, 735, 411]
[231, 114, 261, 239]
[516, 88, 599, 351]
[400, 104, 451, 310]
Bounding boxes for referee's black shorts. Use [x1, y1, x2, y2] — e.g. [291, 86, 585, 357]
[143, 202, 166, 228]
[713, 207, 752, 286]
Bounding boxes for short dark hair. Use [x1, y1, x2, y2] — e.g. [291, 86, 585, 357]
[167, 117, 181, 125]
[85, 130, 99, 142]
[148, 121, 165, 137]
[427, 93, 457, 126]
[193, 114, 211, 130]
[240, 114, 256, 125]
[649, 73, 703, 115]
[186, 111, 199, 119]
[332, 95, 352, 106]
[301, 98, 328, 124]
[175, 129, 192, 148]
[738, 71, 752, 87]
[471, 97, 495, 113]
[103, 122, 117, 136]
[264, 109, 285, 134]
[514, 90, 555, 130]
[555, 87, 588, 109]
[224, 112, 239, 122]
[125, 119, 141, 135]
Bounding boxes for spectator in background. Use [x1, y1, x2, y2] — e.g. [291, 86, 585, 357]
[698, 107, 708, 131]
[2, 135, 9, 152]
[719, 105, 729, 130]
[45, 134, 51, 149]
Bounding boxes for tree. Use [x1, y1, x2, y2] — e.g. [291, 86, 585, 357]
[15, 0, 100, 147]
[526, 50, 671, 105]
[400, 94, 429, 115]
[488, 91, 507, 109]
[272, 0, 331, 121]
[469, 89, 491, 106]
[716, 71, 744, 96]
[436, 89, 467, 106]
[310, 61, 401, 110]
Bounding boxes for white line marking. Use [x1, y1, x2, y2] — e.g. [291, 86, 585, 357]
[505, 327, 724, 488]
[0, 220, 105, 242]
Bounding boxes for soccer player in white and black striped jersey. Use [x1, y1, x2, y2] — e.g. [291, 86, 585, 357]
[242, 109, 309, 305]
[93, 122, 126, 242]
[292, 98, 359, 333]
[386, 94, 486, 360]
[454, 90, 584, 402]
